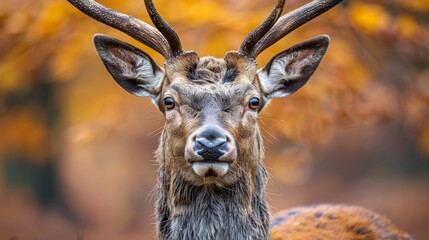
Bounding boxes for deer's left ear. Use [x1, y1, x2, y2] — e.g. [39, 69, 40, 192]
[93, 34, 164, 99]
[258, 35, 330, 99]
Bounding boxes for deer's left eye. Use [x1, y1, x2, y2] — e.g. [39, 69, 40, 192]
[164, 97, 176, 110]
[248, 97, 260, 110]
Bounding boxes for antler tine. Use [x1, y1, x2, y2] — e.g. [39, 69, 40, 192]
[251, 0, 344, 58]
[239, 0, 286, 56]
[144, 0, 183, 57]
[67, 0, 173, 59]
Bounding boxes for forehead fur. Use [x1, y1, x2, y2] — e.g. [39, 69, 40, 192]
[164, 52, 257, 85]
[193, 56, 228, 83]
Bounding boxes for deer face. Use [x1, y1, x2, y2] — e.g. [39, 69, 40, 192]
[93, 35, 329, 186]
[159, 54, 261, 185]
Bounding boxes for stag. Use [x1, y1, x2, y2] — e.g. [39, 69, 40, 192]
[67, 0, 413, 239]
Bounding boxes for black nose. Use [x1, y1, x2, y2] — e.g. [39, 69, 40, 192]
[194, 127, 229, 161]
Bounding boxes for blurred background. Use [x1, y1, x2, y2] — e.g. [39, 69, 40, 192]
[1, 0, 428, 239]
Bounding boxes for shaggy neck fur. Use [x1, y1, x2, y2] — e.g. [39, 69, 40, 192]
[154, 132, 270, 240]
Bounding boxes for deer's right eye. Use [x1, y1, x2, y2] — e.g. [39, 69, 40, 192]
[164, 97, 176, 110]
[248, 97, 260, 110]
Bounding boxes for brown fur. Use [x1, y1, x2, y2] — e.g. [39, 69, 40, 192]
[159, 53, 262, 188]
[271, 205, 414, 240]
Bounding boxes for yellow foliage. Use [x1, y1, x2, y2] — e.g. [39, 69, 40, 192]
[350, 2, 391, 34]
[396, 15, 419, 38]
[31, 2, 70, 39]
[0, 108, 47, 163]
[399, 0, 429, 11]
[0, 61, 21, 92]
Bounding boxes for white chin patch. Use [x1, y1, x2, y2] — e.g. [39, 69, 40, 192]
[192, 162, 229, 177]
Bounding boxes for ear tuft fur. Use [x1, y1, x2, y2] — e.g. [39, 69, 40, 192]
[258, 35, 330, 99]
[93, 34, 164, 98]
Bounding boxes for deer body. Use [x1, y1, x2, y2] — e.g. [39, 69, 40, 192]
[271, 205, 412, 240]
[68, 0, 413, 239]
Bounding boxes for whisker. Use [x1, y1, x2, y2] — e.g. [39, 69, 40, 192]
[260, 125, 280, 143]
[147, 126, 165, 136]
[259, 115, 286, 125]
[261, 132, 274, 145]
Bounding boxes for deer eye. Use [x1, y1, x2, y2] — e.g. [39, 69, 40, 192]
[164, 97, 176, 110]
[248, 97, 260, 110]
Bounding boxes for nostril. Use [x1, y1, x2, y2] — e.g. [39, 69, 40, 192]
[218, 141, 228, 153]
[194, 140, 204, 152]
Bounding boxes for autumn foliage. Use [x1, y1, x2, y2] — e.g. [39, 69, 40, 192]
[0, 0, 428, 239]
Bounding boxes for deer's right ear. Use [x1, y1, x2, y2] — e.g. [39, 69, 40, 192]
[257, 35, 329, 99]
[93, 34, 164, 98]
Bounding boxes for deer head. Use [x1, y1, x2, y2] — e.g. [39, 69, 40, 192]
[68, 0, 343, 238]
[68, 0, 341, 187]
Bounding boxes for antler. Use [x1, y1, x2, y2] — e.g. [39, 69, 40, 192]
[239, 0, 286, 55]
[242, 0, 344, 59]
[67, 0, 182, 59]
[144, 0, 183, 57]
